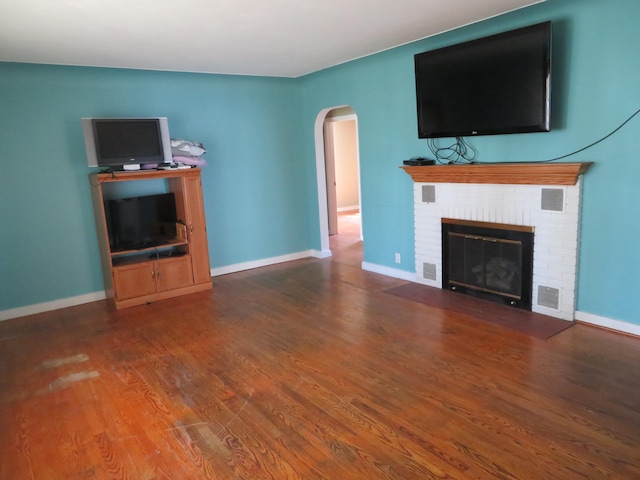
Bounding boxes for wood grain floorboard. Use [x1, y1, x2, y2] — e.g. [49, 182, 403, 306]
[1, 215, 639, 479]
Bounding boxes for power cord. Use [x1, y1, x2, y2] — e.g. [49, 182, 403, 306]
[455, 106, 640, 165]
[428, 137, 478, 164]
[525, 106, 640, 163]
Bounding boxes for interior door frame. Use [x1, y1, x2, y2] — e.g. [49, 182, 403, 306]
[314, 107, 361, 257]
[323, 120, 338, 235]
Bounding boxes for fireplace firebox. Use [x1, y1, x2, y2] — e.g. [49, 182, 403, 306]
[442, 218, 534, 310]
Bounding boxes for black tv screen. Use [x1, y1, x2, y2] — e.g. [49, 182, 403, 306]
[82, 117, 172, 168]
[108, 193, 177, 250]
[414, 21, 551, 138]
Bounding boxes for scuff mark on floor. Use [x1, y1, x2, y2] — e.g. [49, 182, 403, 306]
[41, 353, 89, 369]
[38, 370, 100, 395]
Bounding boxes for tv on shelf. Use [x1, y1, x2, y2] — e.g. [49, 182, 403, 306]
[82, 117, 172, 170]
[414, 21, 552, 139]
[108, 193, 178, 251]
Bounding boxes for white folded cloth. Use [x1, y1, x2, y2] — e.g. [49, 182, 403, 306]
[171, 139, 206, 157]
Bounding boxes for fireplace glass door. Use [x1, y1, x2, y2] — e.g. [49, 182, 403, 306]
[442, 219, 534, 310]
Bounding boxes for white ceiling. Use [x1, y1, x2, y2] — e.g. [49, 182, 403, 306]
[0, 0, 543, 78]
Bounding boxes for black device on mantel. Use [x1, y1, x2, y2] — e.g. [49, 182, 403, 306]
[403, 158, 436, 166]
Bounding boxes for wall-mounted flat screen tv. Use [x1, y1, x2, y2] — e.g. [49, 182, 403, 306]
[82, 117, 172, 169]
[414, 21, 551, 138]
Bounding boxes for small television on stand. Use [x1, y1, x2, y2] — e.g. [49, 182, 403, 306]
[82, 117, 172, 170]
[108, 193, 178, 251]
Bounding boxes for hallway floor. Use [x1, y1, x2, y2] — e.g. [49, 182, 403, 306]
[329, 210, 362, 267]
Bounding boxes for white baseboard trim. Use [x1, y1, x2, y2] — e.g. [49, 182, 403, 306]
[361, 262, 416, 282]
[211, 250, 320, 277]
[337, 205, 360, 212]
[313, 249, 332, 259]
[0, 291, 107, 322]
[575, 310, 640, 337]
[1, 250, 326, 322]
[6, 264, 637, 340]
[358, 266, 640, 338]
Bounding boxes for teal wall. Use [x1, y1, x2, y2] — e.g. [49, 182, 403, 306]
[1, 0, 639, 326]
[0, 65, 308, 310]
[299, 0, 640, 325]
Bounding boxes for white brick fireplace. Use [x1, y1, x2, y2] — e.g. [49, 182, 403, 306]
[402, 163, 593, 321]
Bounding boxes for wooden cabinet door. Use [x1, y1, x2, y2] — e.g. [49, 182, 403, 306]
[113, 263, 156, 301]
[155, 256, 193, 292]
[182, 175, 211, 285]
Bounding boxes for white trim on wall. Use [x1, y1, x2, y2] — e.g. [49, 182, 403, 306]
[210, 250, 326, 277]
[361, 261, 640, 338]
[314, 108, 335, 255]
[0, 291, 106, 322]
[1, 258, 638, 339]
[314, 106, 363, 254]
[337, 205, 360, 212]
[361, 261, 416, 282]
[0, 251, 330, 322]
[325, 113, 357, 123]
[575, 310, 640, 337]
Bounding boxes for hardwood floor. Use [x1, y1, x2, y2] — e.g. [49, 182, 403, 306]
[329, 209, 362, 268]
[1, 215, 639, 479]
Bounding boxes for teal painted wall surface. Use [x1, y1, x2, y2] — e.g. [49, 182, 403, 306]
[300, 0, 640, 325]
[0, 65, 309, 310]
[1, 0, 639, 327]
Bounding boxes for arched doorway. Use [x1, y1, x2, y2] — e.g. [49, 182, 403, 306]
[314, 106, 362, 259]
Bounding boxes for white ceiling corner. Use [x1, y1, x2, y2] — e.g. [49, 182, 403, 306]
[0, 0, 544, 78]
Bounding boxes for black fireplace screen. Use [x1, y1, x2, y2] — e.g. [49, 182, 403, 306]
[442, 219, 534, 310]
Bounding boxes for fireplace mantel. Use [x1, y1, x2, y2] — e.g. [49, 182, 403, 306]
[401, 162, 593, 186]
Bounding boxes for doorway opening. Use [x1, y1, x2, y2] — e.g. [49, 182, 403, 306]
[314, 106, 362, 260]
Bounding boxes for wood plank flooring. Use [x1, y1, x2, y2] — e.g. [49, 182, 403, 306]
[1, 215, 639, 479]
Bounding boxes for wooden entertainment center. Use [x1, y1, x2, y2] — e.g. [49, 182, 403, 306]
[89, 168, 212, 309]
